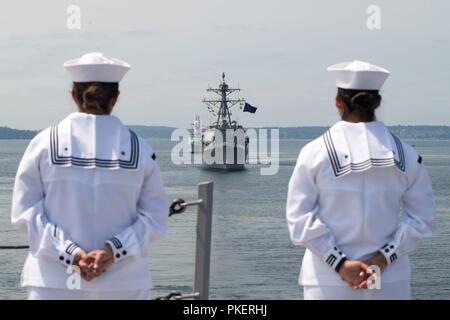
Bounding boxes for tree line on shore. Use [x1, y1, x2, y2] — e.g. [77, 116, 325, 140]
[2, 125, 450, 140]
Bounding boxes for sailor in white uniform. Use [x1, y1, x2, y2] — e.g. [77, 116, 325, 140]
[286, 60, 437, 300]
[11, 52, 169, 300]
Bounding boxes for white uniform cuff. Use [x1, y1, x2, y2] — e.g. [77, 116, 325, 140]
[106, 237, 128, 263]
[322, 246, 346, 271]
[379, 243, 398, 265]
[59, 242, 81, 266]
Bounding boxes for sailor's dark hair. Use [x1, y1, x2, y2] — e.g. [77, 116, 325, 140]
[72, 82, 119, 115]
[337, 88, 382, 122]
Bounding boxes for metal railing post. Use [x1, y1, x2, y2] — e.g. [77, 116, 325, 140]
[193, 181, 214, 300]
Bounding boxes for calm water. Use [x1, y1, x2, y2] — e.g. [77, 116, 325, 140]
[0, 138, 449, 300]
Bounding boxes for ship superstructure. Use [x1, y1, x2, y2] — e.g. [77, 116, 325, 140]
[201, 73, 249, 170]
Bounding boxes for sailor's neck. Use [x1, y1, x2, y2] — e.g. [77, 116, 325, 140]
[341, 117, 376, 124]
[75, 110, 113, 116]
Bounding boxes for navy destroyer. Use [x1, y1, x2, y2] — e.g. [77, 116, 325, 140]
[201, 73, 250, 170]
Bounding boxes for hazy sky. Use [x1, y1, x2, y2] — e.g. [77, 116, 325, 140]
[0, 0, 449, 129]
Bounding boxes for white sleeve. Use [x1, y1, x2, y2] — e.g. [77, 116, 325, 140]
[11, 135, 82, 267]
[286, 147, 346, 272]
[379, 155, 437, 264]
[106, 153, 169, 263]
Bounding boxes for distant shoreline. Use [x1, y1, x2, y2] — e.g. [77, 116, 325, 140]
[1, 125, 450, 140]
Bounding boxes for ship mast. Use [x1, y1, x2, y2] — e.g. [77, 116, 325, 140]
[203, 73, 245, 129]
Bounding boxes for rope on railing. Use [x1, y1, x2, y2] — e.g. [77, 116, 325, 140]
[0, 245, 29, 249]
[169, 198, 203, 216]
[154, 291, 200, 300]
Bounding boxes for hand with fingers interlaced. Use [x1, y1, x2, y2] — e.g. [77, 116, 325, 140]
[72, 244, 115, 281]
[338, 253, 388, 289]
[338, 260, 370, 289]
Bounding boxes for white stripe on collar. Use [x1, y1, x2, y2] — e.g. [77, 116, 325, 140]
[49, 112, 140, 170]
[323, 121, 405, 178]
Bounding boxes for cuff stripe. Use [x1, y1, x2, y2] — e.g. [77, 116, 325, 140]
[380, 243, 397, 264]
[326, 254, 337, 266]
[110, 237, 123, 249]
[65, 243, 78, 255]
[323, 247, 346, 272]
[390, 253, 398, 263]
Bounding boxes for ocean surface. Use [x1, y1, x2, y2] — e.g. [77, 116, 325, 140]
[0, 138, 449, 300]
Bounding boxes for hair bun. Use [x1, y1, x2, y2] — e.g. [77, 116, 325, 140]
[350, 92, 380, 111]
[73, 82, 120, 115]
[83, 84, 101, 102]
[82, 83, 103, 111]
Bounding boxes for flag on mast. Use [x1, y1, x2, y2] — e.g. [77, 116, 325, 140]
[243, 102, 257, 113]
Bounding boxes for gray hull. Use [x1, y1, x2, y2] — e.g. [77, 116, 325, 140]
[201, 135, 247, 171]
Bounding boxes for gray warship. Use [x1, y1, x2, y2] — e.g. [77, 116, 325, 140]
[200, 73, 249, 170]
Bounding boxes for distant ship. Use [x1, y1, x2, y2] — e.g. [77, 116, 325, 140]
[200, 73, 249, 170]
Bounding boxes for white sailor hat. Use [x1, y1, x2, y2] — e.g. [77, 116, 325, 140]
[327, 60, 390, 90]
[64, 52, 130, 83]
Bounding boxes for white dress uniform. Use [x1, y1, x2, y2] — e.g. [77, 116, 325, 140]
[11, 53, 169, 300]
[286, 61, 437, 300]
